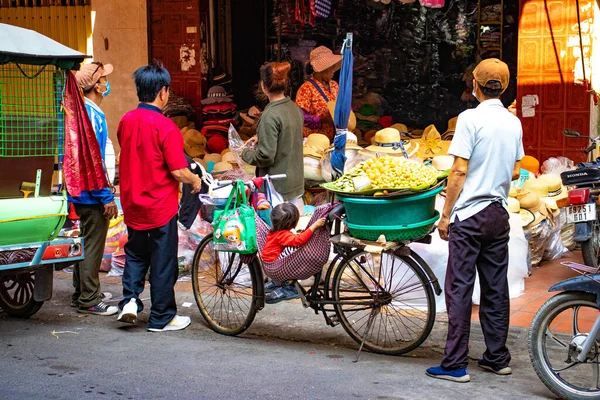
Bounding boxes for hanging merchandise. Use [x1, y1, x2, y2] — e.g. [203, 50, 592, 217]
[311, 0, 332, 22]
[212, 180, 258, 254]
[420, 0, 444, 8]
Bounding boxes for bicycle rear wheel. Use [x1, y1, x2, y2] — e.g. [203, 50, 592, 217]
[192, 234, 259, 336]
[332, 250, 435, 355]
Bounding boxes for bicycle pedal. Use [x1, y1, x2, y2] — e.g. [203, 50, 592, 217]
[324, 314, 340, 327]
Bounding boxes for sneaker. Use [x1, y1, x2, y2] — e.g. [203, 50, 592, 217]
[147, 315, 191, 332]
[265, 284, 300, 304]
[117, 298, 138, 324]
[426, 366, 471, 383]
[78, 301, 119, 316]
[71, 292, 113, 308]
[478, 360, 512, 375]
[264, 280, 282, 293]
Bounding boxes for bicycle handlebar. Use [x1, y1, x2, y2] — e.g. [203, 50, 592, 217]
[216, 174, 287, 187]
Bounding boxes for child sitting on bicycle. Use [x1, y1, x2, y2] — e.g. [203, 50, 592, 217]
[261, 203, 326, 304]
[262, 203, 326, 263]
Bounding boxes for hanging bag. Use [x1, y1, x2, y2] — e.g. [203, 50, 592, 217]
[212, 180, 258, 254]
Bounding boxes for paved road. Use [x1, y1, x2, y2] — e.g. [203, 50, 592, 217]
[1, 278, 555, 400]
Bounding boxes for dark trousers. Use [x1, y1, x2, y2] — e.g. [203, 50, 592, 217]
[119, 216, 179, 329]
[442, 202, 511, 370]
[72, 204, 109, 308]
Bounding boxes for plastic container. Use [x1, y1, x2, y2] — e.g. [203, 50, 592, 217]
[346, 212, 440, 241]
[0, 195, 67, 246]
[338, 185, 443, 227]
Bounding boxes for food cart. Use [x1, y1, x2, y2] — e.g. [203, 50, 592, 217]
[0, 24, 88, 317]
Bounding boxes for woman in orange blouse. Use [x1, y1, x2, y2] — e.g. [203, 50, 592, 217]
[295, 46, 342, 140]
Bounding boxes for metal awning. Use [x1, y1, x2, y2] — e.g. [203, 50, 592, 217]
[0, 23, 89, 68]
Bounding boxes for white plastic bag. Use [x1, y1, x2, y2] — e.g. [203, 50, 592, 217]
[228, 123, 256, 177]
[541, 157, 575, 175]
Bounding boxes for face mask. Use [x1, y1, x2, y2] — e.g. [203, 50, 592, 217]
[100, 81, 111, 97]
[472, 88, 479, 102]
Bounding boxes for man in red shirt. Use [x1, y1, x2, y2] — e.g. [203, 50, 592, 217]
[116, 62, 202, 332]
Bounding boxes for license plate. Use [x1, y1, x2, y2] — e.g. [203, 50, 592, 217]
[567, 203, 597, 223]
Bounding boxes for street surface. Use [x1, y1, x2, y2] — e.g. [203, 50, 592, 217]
[1, 278, 556, 399]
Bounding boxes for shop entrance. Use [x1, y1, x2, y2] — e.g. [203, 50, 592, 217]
[147, 0, 206, 116]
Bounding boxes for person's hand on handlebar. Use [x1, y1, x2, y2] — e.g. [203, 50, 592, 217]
[309, 218, 327, 232]
[191, 177, 202, 194]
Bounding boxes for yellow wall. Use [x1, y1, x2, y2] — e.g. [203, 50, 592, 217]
[0, 6, 92, 55]
[91, 0, 148, 155]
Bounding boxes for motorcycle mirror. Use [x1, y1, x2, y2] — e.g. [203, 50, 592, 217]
[562, 129, 581, 138]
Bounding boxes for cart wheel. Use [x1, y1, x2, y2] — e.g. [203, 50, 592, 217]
[192, 234, 259, 336]
[332, 250, 436, 355]
[0, 272, 44, 318]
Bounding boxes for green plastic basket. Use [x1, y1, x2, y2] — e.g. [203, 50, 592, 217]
[338, 185, 443, 227]
[345, 212, 440, 242]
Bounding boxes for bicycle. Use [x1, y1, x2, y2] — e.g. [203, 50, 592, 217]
[190, 176, 442, 358]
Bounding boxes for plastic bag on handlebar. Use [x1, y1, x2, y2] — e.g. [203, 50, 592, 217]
[541, 156, 575, 175]
[228, 123, 257, 177]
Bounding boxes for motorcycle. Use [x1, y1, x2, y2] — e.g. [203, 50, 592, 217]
[528, 262, 600, 399]
[560, 129, 600, 269]
[528, 130, 600, 399]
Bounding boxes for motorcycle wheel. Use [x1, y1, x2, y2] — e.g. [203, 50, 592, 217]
[528, 292, 600, 399]
[581, 219, 600, 269]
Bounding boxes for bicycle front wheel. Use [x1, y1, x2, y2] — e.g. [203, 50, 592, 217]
[192, 234, 259, 336]
[332, 250, 436, 355]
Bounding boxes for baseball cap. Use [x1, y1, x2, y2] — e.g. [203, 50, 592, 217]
[473, 58, 509, 92]
[75, 62, 114, 91]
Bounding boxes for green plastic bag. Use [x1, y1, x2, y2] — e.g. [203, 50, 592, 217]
[212, 180, 258, 254]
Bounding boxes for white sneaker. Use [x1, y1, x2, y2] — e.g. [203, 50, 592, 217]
[117, 298, 138, 324]
[147, 315, 191, 332]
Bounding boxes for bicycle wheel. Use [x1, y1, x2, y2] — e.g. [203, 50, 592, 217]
[192, 234, 259, 336]
[332, 250, 436, 355]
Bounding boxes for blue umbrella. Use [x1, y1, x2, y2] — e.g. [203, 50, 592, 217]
[331, 33, 354, 181]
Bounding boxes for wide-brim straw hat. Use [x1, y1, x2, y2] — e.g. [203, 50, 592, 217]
[204, 153, 222, 164]
[326, 101, 357, 131]
[411, 124, 451, 158]
[518, 191, 549, 228]
[310, 46, 343, 73]
[443, 116, 458, 136]
[303, 133, 331, 160]
[390, 123, 409, 135]
[183, 129, 207, 158]
[537, 174, 568, 208]
[364, 128, 418, 157]
[212, 161, 234, 175]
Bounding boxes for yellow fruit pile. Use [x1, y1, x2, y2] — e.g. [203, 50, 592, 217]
[362, 156, 439, 189]
[329, 156, 440, 192]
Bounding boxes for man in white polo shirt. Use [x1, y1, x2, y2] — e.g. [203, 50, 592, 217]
[426, 59, 524, 383]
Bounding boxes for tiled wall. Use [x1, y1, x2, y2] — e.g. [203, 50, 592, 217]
[91, 0, 148, 155]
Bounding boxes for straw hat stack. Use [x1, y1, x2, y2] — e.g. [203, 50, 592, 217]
[303, 134, 330, 182]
